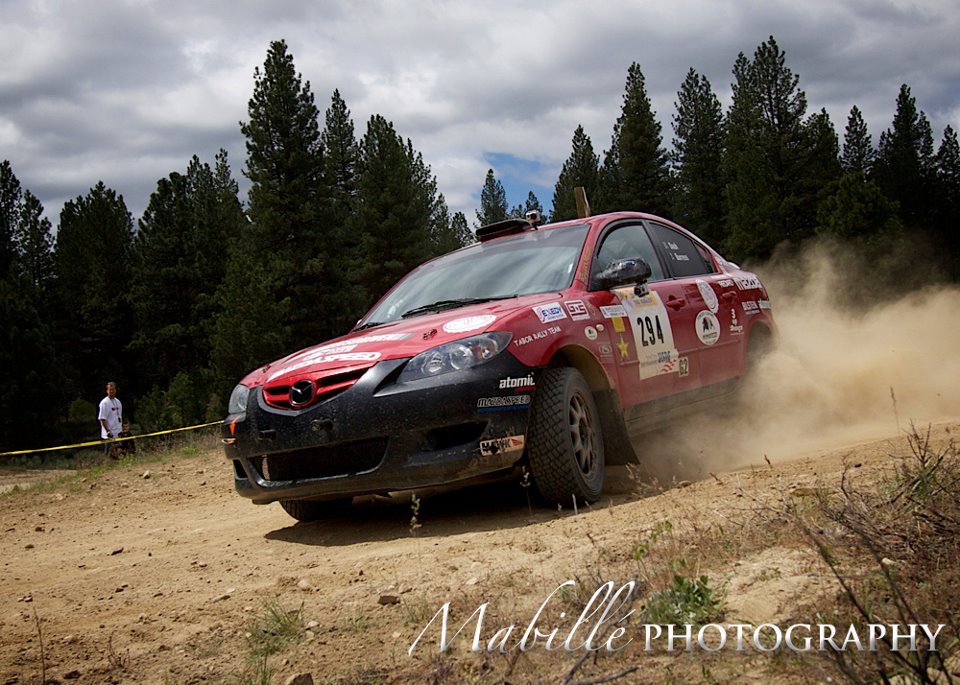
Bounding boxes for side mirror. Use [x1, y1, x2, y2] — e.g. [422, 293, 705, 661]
[596, 258, 653, 295]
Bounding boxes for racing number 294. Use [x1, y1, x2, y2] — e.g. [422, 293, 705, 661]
[636, 315, 665, 347]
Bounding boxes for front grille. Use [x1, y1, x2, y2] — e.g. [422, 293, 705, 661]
[256, 438, 388, 481]
[263, 367, 369, 410]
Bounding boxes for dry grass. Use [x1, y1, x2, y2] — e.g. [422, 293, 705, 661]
[381, 425, 959, 684]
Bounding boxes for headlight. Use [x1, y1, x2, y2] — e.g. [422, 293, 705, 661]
[398, 332, 512, 383]
[228, 384, 251, 414]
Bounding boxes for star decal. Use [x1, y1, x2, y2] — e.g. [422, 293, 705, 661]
[617, 335, 630, 360]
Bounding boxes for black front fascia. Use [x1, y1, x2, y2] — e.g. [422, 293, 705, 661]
[222, 353, 539, 504]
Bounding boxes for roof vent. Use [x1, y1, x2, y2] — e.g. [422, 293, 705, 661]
[475, 217, 537, 242]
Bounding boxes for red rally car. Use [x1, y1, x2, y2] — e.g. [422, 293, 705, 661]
[222, 211, 777, 521]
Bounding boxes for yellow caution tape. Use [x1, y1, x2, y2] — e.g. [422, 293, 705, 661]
[0, 420, 224, 457]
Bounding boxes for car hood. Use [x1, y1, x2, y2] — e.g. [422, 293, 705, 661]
[241, 294, 555, 386]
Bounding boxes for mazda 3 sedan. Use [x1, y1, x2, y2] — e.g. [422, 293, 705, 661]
[222, 211, 777, 521]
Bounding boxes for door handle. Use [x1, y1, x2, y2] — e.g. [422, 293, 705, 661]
[721, 291, 737, 302]
[666, 297, 686, 310]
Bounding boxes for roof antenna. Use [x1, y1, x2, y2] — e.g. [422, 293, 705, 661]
[574, 187, 591, 219]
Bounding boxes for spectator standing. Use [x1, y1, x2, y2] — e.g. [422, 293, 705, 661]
[98, 382, 123, 455]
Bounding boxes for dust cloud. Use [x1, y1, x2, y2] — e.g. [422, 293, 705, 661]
[639, 241, 960, 482]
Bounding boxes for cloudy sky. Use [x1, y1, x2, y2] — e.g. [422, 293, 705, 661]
[2, 0, 958, 230]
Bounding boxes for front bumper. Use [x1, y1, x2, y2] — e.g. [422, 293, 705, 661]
[222, 354, 537, 504]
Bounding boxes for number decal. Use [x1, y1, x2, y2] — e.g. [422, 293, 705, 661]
[613, 289, 680, 380]
[637, 315, 665, 347]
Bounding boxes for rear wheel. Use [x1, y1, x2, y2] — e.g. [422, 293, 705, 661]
[279, 498, 352, 522]
[526, 368, 605, 506]
[745, 326, 773, 372]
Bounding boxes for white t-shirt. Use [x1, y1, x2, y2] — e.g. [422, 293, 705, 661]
[98, 396, 123, 439]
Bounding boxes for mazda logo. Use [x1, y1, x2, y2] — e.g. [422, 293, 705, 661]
[289, 380, 315, 407]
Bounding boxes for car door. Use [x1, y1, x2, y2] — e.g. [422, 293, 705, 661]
[644, 220, 743, 387]
[588, 221, 701, 410]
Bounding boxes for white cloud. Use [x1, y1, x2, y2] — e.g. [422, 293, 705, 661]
[1, 0, 958, 223]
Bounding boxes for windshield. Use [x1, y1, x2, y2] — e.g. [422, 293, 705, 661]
[361, 223, 589, 325]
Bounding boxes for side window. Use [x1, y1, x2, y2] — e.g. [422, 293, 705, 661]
[594, 223, 665, 282]
[646, 222, 714, 277]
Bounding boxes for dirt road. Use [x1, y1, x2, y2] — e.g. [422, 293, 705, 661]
[4, 275, 959, 683]
[2, 420, 955, 685]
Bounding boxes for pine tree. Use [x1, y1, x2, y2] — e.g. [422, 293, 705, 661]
[13, 191, 55, 296]
[820, 107, 895, 242]
[450, 212, 474, 246]
[523, 191, 544, 219]
[817, 173, 900, 239]
[551, 125, 600, 221]
[510, 191, 544, 221]
[671, 68, 726, 247]
[54, 181, 135, 406]
[803, 107, 843, 213]
[352, 115, 442, 305]
[215, 40, 352, 389]
[598, 63, 671, 215]
[0, 277, 58, 450]
[841, 106, 874, 176]
[873, 84, 937, 230]
[0, 163, 58, 450]
[937, 126, 960, 212]
[0, 161, 21, 278]
[132, 153, 244, 413]
[476, 169, 509, 226]
[723, 37, 840, 260]
[935, 126, 960, 278]
[322, 89, 359, 238]
[240, 40, 337, 343]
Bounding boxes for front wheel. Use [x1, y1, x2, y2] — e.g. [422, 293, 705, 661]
[526, 368, 605, 506]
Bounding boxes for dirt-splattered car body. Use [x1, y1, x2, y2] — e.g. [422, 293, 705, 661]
[222, 211, 777, 520]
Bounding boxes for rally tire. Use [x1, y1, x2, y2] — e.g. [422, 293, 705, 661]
[279, 498, 352, 522]
[526, 367, 605, 506]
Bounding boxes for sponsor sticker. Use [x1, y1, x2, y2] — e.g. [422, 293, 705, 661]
[717, 279, 734, 288]
[696, 311, 720, 346]
[479, 435, 526, 457]
[565, 300, 590, 321]
[696, 279, 719, 313]
[477, 395, 532, 411]
[298, 333, 410, 361]
[577, 254, 592, 284]
[499, 375, 535, 390]
[729, 308, 744, 335]
[678, 356, 690, 378]
[267, 352, 381, 382]
[734, 274, 763, 291]
[303, 342, 358, 357]
[443, 315, 497, 334]
[612, 317, 626, 333]
[758, 299, 772, 310]
[533, 302, 567, 323]
[741, 300, 759, 315]
[601, 304, 628, 319]
[584, 326, 598, 341]
[357, 333, 411, 343]
[513, 326, 561, 347]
